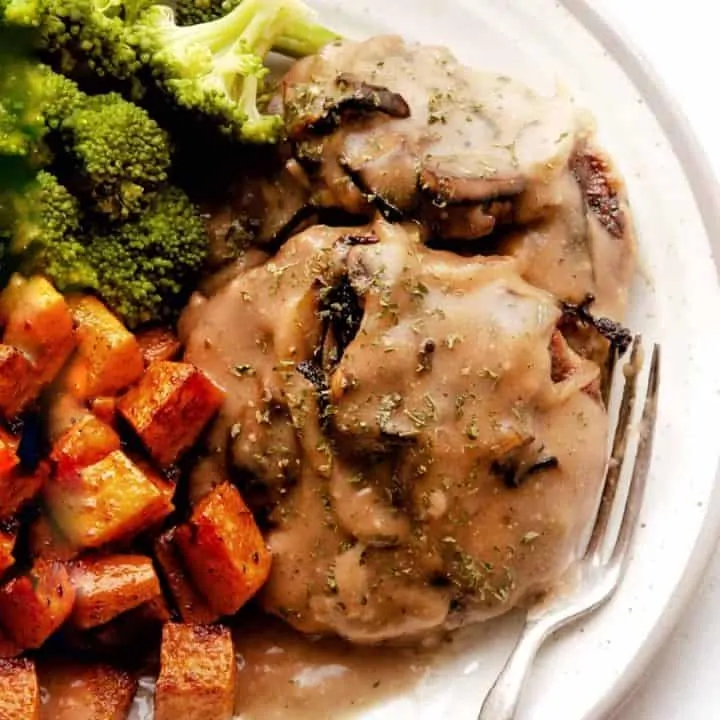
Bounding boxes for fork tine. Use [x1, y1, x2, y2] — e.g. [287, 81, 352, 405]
[585, 336, 642, 560]
[610, 343, 661, 568]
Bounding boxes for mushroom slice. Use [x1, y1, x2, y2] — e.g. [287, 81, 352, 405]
[286, 74, 411, 139]
[571, 144, 625, 238]
[419, 165, 527, 205]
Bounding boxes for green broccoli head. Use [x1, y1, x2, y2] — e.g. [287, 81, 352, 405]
[173, 0, 237, 26]
[133, 0, 338, 142]
[85, 185, 208, 327]
[3, 0, 144, 84]
[56, 91, 173, 220]
[0, 28, 48, 192]
[13, 171, 99, 289]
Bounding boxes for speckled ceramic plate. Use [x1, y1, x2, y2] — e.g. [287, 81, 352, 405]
[289, 1, 720, 719]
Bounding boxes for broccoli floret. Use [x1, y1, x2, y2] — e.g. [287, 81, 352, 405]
[84, 185, 208, 327]
[54, 91, 172, 219]
[33, 66, 173, 220]
[10, 171, 99, 289]
[172, 0, 338, 58]
[0, 28, 47, 192]
[4, 0, 339, 144]
[4, 0, 144, 86]
[133, 0, 332, 142]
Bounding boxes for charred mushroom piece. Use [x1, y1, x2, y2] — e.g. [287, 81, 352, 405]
[287, 74, 411, 139]
[492, 437, 559, 489]
[562, 294, 633, 355]
[571, 144, 625, 238]
[419, 166, 526, 206]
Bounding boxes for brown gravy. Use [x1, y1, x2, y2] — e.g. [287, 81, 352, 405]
[120, 612, 432, 720]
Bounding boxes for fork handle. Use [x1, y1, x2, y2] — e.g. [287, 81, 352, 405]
[477, 617, 554, 720]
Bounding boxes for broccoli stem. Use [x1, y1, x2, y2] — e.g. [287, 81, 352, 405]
[274, 23, 339, 58]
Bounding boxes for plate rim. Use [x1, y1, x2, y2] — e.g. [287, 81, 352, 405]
[560, 1, 720, 717]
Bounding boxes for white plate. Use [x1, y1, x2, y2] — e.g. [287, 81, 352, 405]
[305, 1, 720, 718]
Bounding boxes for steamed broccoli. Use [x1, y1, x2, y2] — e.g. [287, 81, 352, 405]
[171, 0, 338, 58]
[16, 170, 99, 289]
[83, 186, 208, 327]
[4, 0, 339, 143]
[11, 178, 207, 327]
[55, 91, 173, 219]
[36, 67, 173, 220]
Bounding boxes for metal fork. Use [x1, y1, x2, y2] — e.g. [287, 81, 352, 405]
[478, 338, 661, 720]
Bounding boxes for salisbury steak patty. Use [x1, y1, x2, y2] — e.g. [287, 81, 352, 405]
[180, 219, 609, 644]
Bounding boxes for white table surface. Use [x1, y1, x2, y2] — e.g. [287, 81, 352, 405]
[592, 1, 720, 718]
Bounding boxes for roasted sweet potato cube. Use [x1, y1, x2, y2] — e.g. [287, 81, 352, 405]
[0, 430, 19, 478]
[0, 658, 39, 719]
[44, 450, 174, 550]
[154, 530, 219, 625]
[0, 627, 21, 659]
[0, 561, 75, 648]
[175, 484, 271, 616]
[38, 661, 137, 720]
[0, 461, 47, 520]
[0, 275, 75, 389]
[67, 296, 145, 398]
[119, 362, 224, 466]
[155, 624, 236, 720]
[69, 555, 162, 630]
[136, 326, 181, 365]
[90, 397, 118, 426]
[0, 345, 34, 418]
[51, 414, 120, 476]
[28, 513, 77, 562]
[0, 522, 17, 577]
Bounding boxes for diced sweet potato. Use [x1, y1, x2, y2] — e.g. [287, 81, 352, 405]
[67, 296, 145, 398]
[0, 275, 75, 392]
[155, 624, 236, 720]
[51, 414, 120, 476]
[28, 513, 77, 563]
[175, 484, 271, 616]
[0, 561, 75, 648]
[0, 522, 17, 577]
[0, 430, 19, 478]
[0, 461, 47, 521]
[69, 555, 161, 630]
[38, 661, 137, 720]
[0, 627, 21, 659]
[0, 658, 39, 719]
[89, 397, 117, 426]
[0, 345, 34, 418]
[119, 362, 224, 467]
[44, 450, 174, 550]
[136, 326, 181, 365]
[154, 530, 219, 625]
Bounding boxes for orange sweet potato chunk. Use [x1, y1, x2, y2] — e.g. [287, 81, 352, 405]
[0, 275, 75, 393]
[0, 658, 39, 719]
[0, 429, 19, 478]
[0, 461, 47, 521]
[66, 296, 145, 398]
[155, 624, 236, 720]
[28, 513, 77, 563]
[0, 561, 75, 649]
[69, 555, 162, 630]
[51, 414, 121, 476]
[38, 660, 137, 720]
[0, 522, 17, 577]
[0, 345, 34, 419]
[136, 326, 181, 365]
[154, 530, 219, 625]
[175, 484, 271, 617]
[44, 450, 174, 551]
[118, 362, 224, 467]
